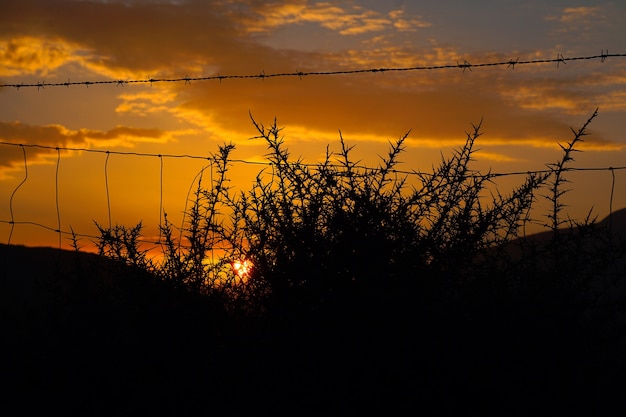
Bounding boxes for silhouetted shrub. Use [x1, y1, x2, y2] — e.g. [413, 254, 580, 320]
[94, 109, 625, 318]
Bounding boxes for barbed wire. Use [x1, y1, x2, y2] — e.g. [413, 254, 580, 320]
[1, 50, 625, 249]
[1, 51, 623, 90]
[2, 140, 625, 178]
[1, 139, 624, 251]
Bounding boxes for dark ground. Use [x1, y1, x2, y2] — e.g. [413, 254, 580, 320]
[2, 212, 626, 416]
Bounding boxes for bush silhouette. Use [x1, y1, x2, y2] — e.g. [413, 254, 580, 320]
[84, 108, 626, 415]
[96, 110, 619, 310]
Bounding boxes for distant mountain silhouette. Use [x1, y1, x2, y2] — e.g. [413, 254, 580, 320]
[1, 242, 226, 417]
[491, 207, 626, 277]
[0, 242, 174, 321]
[3, 208, 624, 308]
[517, 206, 626, 243]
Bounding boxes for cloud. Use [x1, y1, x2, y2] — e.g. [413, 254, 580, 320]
[600, 91, 626, 112]
[1, 0, 623, 159]
[0, 36, 108, 79]
[115, 89, 179, 116]
[0, 0, 251, 77]
[544, 4, 614, 42]
[388, 9, 432, 32]
[498, 68, 626, 115]
[0, 120, 168, 146]
[470, 151, 520, 163]
[0, 121, 180, 175]
[547, 6, 601, 23]
[162, 66, 623, 156]
[321, 41, 463, 70]
[247, 2, 390, 35]
[232, 1, 430, 36]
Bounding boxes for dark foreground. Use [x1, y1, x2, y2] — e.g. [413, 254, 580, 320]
[2, 240, 626, 417]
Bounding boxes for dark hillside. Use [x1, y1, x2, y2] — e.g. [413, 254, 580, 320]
[0, 243, 231, 416]
[1, 207, 626, 416]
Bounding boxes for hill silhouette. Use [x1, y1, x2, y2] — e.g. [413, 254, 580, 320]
[1, 209, 626, 416]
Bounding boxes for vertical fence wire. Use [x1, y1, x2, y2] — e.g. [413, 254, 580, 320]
[1, 140, 625, 249]
[104, 151, 112, 229]
[209, 159, 215, 283]
[159, 154, 164, 243]
[55, 148, 62, 249]
[7, 145, 28, 245]
[609, 167, 616, 232]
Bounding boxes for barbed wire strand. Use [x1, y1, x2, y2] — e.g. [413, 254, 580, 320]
[2, 51, 623, 251]
[2, 160, 623, 250]
[1, 52, 624, 90]
[1, 153, 624, 250]
[2, 140, 625, 179]
[2, 142, 625, 250]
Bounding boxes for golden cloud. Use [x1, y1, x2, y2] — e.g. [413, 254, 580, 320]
[239, 2, 385, 34]
[161, 68, 622, 158]
[0, 37, 89, 77]
[470, 151, 520, 163]
[0, 0, 245, 77]
[0, 121, 183, 174]
[236, 1, 430, 36]
[600, 91, 626, 112]
[550, 6, 601, 23]
[388, 9, 432, 31]
[544, 4, 609, 38]
[1, 0, 623, 159]
[115, 89, 179, 117]
[498, 69, 626, 115]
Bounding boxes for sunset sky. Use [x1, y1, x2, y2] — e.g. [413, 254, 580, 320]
[1, 0, 625, 252]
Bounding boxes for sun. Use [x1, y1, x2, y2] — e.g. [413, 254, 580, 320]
[231, 259, 253, 282]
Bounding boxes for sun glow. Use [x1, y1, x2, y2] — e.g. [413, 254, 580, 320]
[231, 259, 253, 282]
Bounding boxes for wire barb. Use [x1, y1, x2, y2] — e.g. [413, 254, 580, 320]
[458, 60, 472, 72]
[601, 49, 609, 63]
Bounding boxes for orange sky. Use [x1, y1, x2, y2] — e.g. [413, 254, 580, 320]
[1, 0, 626, 252]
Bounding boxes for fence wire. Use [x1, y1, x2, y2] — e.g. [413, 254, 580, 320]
[1, 52, 624, 90]
[1, 50, 625, 251]
[0, 140, 624, 251]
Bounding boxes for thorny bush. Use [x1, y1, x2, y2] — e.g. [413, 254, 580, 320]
[96, 109, 625, 317]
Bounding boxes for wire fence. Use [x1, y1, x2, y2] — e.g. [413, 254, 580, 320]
[2, 50, 625, 254]
[1, 140, 624, 255]
[1, 52, 624, 90]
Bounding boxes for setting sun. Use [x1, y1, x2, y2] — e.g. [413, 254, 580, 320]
[231, 258, 253, 281]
